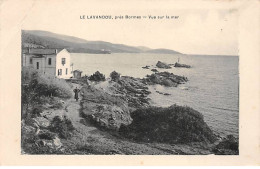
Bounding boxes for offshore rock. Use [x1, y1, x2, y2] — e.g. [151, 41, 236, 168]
[144, 72, 188, 87]
[151, 69, 158, 73]
[174, 62, 191, 68]
[142, 65, 150, 69]
[156, 61, 171, 69]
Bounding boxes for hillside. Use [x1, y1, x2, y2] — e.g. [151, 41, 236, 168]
[22, 30, 182, 54]
[146, 48, 181, 54]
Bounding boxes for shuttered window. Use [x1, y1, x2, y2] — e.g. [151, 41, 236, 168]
[58, 69, 62, 76]
[62, 58, 66, 65]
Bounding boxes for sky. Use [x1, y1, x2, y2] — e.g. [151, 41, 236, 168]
[20, 0, 239, 55]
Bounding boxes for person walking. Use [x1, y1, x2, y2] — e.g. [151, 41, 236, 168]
[73, 87, 80, 101]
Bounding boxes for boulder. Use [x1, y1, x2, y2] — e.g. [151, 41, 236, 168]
[35, 117, 50, 128]
[156, 61, 171, 69]
[174, 62, 191, 68]
[35, 136, 62, 150]
[142, 65, 150, 69]
[151, 69, 158, 73]
[144, 72, 188, 87]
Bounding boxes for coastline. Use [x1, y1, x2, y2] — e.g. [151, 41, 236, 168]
[21, 68, 238, 155]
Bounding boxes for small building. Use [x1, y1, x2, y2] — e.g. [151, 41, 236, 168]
[73, 70, 82, 79]
[22, 48, 73, 79]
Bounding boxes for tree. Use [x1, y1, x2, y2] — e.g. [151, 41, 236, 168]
[89, 71, 106, 81]
[110, 71, 120, 82]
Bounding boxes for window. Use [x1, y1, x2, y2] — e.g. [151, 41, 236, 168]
[66, 68, 68, 75]
[48, 58, 52, 65]
[29, 58, 32, 64]
[62, 58, 66, 65]
[58, 69, 62, 76]
[36, 62, 39, 69]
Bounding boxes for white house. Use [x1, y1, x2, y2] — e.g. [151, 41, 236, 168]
[22, 48, 73, 79]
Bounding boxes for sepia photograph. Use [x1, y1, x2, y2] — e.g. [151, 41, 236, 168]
[21, 8, 238, 155]
[1, 0, 260, 166]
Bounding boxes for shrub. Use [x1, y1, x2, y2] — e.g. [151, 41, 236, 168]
[213, 135, 239, 155]
[110, 71, 120, 82]
[89, 71, 106, 81]
[31, 105, 44, 118]
[22, 67, 72, 99]
[22, 67, 72, 119]
[119, 104, 217, 144]
[49, 115, 75, 139]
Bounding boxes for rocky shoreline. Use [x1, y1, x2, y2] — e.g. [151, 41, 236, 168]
[21, 68, 238, 155]
[78, 71, 238, 154]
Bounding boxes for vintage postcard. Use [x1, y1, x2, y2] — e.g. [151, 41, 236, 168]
[0, 0, 259, 166]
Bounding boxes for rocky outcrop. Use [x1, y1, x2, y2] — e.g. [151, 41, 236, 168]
[81, 100, 131, 131]
[174, 62, 191, 68]
[80, 76, 151, 131]
[156, 61, 171, 69]
[21, 120, 65, 154]
[144, 72, 188, 87]
[118, 76, 151, 108]
[151, 69, 158, 73]
[119, 105, 217, 144]
[142, 65, 150, 69]
[156, 91, 171, 95]
[212, 135, 239, 155]
[36, 130, 62, 149]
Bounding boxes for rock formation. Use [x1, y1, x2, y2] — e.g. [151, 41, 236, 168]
[156, 61, 171, 69]
[144, 72, 188, 87]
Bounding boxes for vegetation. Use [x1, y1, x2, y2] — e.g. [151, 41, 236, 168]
[110, 71, 121, 82]
[213, 135, 239, 155]
[22, 67, 72, 119]
[49, 115, 75, 139]
[119, 104, 217, 144]
[89, 71, 106, 82]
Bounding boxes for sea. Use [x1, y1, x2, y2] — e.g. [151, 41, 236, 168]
[71, 53, 239, 138]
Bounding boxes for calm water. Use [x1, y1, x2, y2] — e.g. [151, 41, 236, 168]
[71, 53, 239, 137]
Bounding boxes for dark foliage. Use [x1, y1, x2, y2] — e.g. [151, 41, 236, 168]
[119, 104, 217, 144]
[49, 115, 75, 139]
[213, 135, 239, 155]
[89, 71, 106, 82]
[110, 71, 121, 82]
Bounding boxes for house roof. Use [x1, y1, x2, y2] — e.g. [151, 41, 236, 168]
[22, 48, 65, 55]
[31, 54, 46, 58]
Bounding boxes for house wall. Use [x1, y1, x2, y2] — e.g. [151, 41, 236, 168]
[56, 49, 72, 79]
[22, 54, 34, 68]
[32, 57, 46, 74]
[22, 49, 73, 79]
[44, 55, 56, 76]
